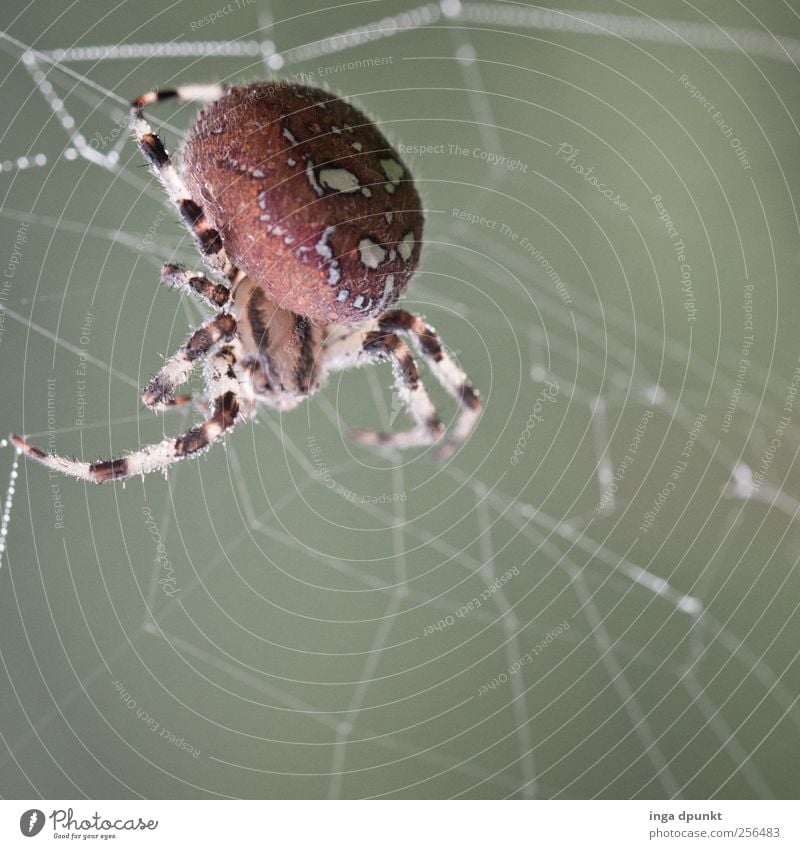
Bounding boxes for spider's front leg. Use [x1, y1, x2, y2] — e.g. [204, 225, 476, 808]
[160, 263, 232, 310]
[10, 344, 247, 483]
[322, 324, 445, 450]
[141, 312, 236, 412]
[131, 85, 235, 280]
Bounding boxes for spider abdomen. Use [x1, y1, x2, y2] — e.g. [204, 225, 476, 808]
[181, 82, 424, 325]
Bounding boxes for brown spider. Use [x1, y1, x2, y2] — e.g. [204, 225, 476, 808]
[11, 82, 480, 483]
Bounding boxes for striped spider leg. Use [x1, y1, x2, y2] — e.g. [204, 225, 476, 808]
[10, 86, 253, 482]
[322, 310, 480, 458]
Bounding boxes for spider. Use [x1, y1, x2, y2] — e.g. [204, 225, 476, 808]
[11, 82, 480, 483]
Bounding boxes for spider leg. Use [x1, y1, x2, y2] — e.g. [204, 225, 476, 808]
[160, 263, 231, 309]
[131, 85, 234, 278]
[377, 310, 481, 459]
[323, 325, 444, 449]
[10, 345, 244, 484]
[141, 313, 236, 411]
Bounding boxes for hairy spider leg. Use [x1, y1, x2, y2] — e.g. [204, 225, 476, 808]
[131, 84, 235, 279]
[323, 322, 445, 449]
[11, 343, 247, 483]
[160, 263, 233, 309]
[377, 310, 481, 459]
[141, 312, 237, 411]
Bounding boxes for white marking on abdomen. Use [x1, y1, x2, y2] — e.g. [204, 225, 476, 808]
[358, 237, 387, 269]
[398, 231, 415, 262]
[379, 274, 395, 308]
[306, 158, 323, 195]
[316, 225, 341, 285]
[380, 158, 403, 193]
[319, 167, 361, 193]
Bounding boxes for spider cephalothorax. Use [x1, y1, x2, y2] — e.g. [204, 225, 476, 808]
[12, 82, 480, 483]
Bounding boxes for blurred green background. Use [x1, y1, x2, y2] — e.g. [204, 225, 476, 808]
[1, 0, 799, 799]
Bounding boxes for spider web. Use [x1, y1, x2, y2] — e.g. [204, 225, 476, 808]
[1, 0, 799, 800]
